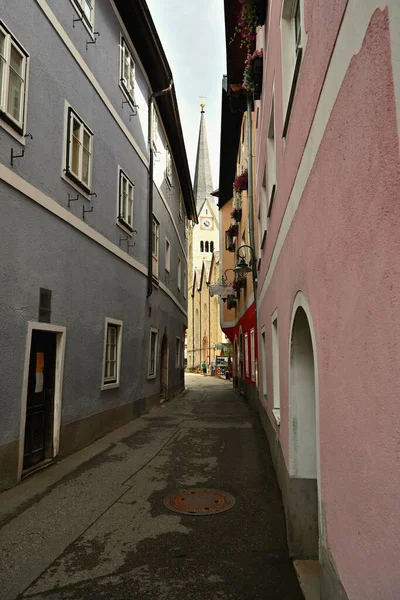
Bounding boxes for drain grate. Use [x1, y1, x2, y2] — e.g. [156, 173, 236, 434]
[163, 488, 235, 515]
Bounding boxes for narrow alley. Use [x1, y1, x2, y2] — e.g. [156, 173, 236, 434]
[0, 375, 302, 600]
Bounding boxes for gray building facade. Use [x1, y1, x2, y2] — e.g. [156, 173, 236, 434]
[0, 0, 196, 490]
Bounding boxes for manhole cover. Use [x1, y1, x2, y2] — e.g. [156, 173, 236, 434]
[163, 488, 235, 515]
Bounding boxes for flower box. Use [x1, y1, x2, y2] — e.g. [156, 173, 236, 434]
[233, 171, 248, 193]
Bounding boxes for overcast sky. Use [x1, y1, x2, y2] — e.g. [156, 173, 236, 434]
[146, 0, 226, 190]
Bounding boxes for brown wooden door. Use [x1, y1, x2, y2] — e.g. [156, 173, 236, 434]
[23, 331, 56, 470]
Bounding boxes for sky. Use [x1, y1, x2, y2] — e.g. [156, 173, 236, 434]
[146, 0, 226, 190]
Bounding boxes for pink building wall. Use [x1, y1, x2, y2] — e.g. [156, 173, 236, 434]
[256, 1, 400, 598]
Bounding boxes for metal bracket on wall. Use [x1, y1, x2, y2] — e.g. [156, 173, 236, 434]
[127, 230, 138, 251]
[10, 148, 25, 166]
[72, 15, 83, 27]
[68, 193, 79, 208]
[82, 206, 93, 220]
[129, 105, 139, 120]
[89, 192, 97, 199]
[119, 236, 129, 247]
[86, 31, 100, 50]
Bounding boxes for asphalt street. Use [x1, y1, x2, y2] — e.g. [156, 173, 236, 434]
[0, 374, 303, 599]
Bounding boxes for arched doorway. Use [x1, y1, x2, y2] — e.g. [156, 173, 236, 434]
[202, 335, 208, 362]
[288, 299, 319, 558]
[160, 333, 168, 403]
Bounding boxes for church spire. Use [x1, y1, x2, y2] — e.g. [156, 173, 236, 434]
[193, 105, 214, 214]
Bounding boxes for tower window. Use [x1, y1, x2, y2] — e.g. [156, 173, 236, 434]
[205, 241, 209, 252]
[200, 241, 204, 252]
[210, 241, 214, 253]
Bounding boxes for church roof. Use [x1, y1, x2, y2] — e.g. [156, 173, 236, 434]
[193, 108, 214, 215]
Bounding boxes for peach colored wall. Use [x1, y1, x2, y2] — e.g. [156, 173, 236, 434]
[256, 1, 400, 598]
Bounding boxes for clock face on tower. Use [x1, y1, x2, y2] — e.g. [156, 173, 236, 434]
[200, 217, 214, 231]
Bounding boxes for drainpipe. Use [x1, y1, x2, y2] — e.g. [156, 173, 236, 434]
[147, 81, 173, 298]
[208, 290, 211, 364]
[192, 292, 195, 369]
[199, 299, 202, 365]
[247, 96, 257, 309]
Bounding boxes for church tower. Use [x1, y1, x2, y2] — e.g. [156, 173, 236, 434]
[189, 104, 219, 276]
[186, 105, 222, 371]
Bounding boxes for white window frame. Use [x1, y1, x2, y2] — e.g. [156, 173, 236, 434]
[245, 332, 250, 378]
[117, 168, 134, 233]
[281, 0, 306, 138]
[0, 22, 29, 136]
[119, 36, 135, 106]
[250, 328, 256, 382]
[165, 238, 171, 273]
[175, 337, 181, 368]
[271, 311, 280, 425]
[152, 217, 160, 279]
[147, 328, 158, 379]
[152, 106, 159, 153]
[65, 106, 93, 192]
[177, 256, 182, 291]
[101, 318, 123, 390]
[267, 92, 276, 214]
[261, 327, 267, 401]
[179, 194, 184, 222]
[70, 0, 95, 32]
[166, 147, 172, 185]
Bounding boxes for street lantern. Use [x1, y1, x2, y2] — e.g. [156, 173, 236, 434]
[234, 245, 254, 278]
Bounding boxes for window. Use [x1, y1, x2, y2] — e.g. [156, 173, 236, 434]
[0, 23, 28, 132]
[179, 195, 184, 221]
[66, 107, 93, 191]
[261, 329, 267, 399]
[152, 107, 159, 152]
[152, 217, 159, 278]
[71, 0, 94, 28]
[39, 288, 52, 323]
[200, 241, 204, 253]
[245, 332, 250, 377]
[272, 313, 280, 424]
[281, 0, 304, 137]
[118, 169, 134, 230]
[183, 271, 187, 299]
[176, 338, 181, 368]
[205, 241, 209, 253]
[102, 318, 123, 389]
[148, 328, 158, 378]
[259, 166, 268, 250]
[267, 94, 276, 214]
[210, 241, 214, 253]
[184, 216, 188, 239]
[165, 238, 171, 272]
[250, 328, 256, 382]
[119, 37, 135, 103]
[166, 148, 172, 185]
[177, 256, 182, 291]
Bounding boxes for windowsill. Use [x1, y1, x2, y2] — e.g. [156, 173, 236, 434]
[0, 118, 27, 146]
[117, 220, 134, 237]
[61, 172, 92, 202]
[272, 408, 281, 427]
[101, 381, 120, 391]
[147, 373, 156, 380]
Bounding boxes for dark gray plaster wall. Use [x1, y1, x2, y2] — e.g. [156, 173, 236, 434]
[0, 0, 188, 486]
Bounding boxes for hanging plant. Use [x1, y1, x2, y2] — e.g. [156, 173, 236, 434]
[233, 170, 248, 193]
[230, 0, 258, 52]
[230, 207, 242, 222]
[243, 49, 263, 92]
[226, 223, 239, 237]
